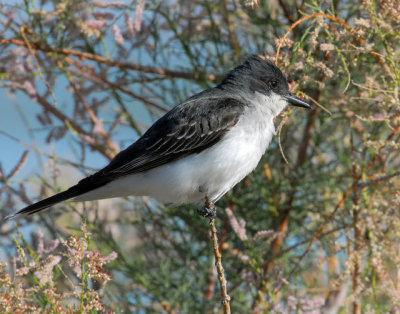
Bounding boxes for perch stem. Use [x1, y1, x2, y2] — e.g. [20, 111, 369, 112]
[209, 209, 231, 313]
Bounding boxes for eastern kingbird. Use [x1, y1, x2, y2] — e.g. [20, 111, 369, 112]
[6, 55, 310, 220]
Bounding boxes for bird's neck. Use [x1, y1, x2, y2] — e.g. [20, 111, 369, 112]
[250, 91, 287, 118]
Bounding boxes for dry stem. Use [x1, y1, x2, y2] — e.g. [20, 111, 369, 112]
[287, 123, 400, 277]
[274, 12, 386, 68]
[222, 0, 241, 63]
[351, 130, 361, 314]
[209, 218, 231, 314]
[0, 38, 218, 82]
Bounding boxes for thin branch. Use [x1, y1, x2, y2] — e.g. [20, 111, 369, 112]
[63, 56, 169, 113]
[55, 58, 118, 156]
[221, 0, 241, 63]
[0, 38, 218, 82]
[141, 197, 187, 263]
[276, 110, 290, 164]
[357, 170, 400, 188]
[0, 130, 98, 172]
[278, 225, 345, 257]
[277, 0, 295, 23]
[275, 13, 348, 65]
[210, 218, 231, 314]
[35, 95, 114, 160]
[5, 150, 29, 180]
[19, 26, 58, 107]
[274, 12, 386, 69]
[351, 128, 361, 314]
[264, 106, 318, 274]
[204, 197, 231, 312]
[299, 91, 332, 116]
[287, 123, 400, 279]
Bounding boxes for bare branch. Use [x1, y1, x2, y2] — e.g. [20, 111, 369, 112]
[0, 38, 218, 82]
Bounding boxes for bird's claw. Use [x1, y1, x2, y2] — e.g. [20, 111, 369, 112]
[197, 200, 216, 218]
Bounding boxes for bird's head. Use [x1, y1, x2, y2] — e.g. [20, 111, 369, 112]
[219, 55, 311, 113]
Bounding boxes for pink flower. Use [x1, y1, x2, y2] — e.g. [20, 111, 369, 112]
[15, 266, 29, 276]
[134, 0, 145, 32]
[85, 251, 101, 259]
[112, 24, 124, 45]
[81, 135, 97, 145]
[22, 81, 38, 101]
[92, 1, 125, 8]
[104, 251, 118, 263]
[34, 255, 62, 285]
[37, 230, 44, 257]
[125, 12, 135, 39]
[93, 119, 104, 136]
[225, 207, 247, 241]
[85, 20, 107, 29]
[92, 11, 115, 20]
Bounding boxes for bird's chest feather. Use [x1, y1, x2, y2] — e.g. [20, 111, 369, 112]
[220, 105, 275, 169]
[195, 102, 277, 199]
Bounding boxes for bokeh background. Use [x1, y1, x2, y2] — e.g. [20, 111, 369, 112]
[1, 0, 399, 312]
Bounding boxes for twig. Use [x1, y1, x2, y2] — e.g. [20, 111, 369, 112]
[141, 197, 187, 263]
[287, 123, 400, 278]
[278, 225, 345, 257]
[276, 109, 291, 164]
[0, 38, 218, 82]
[274, 12, 386, 69]
[35, 95, 114, 160]
[357, 170, 400, 188]
[276, 0, 295, 23]
[54, 58, 118, 156]
[5, 150, 28, 180]
[209, 218, 231, 314]
[275, 13, 350, 65]
[0, 130, 98, 172]
[20, 26, 58, 108]
[222, 0, 241, 63]
[63, 56, 168, 114]
[351, 128, 361, 314]
[264, 106, 318, 274]
[299, 91, 332, 116]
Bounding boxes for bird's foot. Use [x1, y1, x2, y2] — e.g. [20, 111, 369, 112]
[197, 197, 216, 218]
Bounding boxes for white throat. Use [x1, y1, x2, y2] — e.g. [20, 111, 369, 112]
[249, 91, 288, 117]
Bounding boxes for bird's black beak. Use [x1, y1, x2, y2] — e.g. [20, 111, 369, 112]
[284, 94, 311, 109]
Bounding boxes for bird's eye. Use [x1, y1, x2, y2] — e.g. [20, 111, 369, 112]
[269, 80, 279, 89]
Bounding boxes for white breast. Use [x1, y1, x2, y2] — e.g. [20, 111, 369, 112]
[74, 92, 287, 205]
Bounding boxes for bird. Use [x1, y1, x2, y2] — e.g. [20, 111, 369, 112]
[5, 54, 310, 220]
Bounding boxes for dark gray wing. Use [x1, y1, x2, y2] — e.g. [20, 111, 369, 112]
[6, 95, 245, 218]
[100, 95, 245, 176]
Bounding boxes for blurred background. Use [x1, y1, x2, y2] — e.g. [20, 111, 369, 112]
[0, 0, 399, 312]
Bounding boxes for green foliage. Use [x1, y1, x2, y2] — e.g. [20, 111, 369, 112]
[0, 0, 399, 312]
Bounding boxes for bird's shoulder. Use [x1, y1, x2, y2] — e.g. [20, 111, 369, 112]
[155, 89, 246, 133]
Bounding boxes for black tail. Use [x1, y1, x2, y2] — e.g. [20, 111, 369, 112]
[5, 172, 112, 220]
[5, 187, 80, 220]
